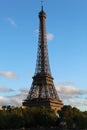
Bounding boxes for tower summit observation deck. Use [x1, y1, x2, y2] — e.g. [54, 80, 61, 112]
[22, 6, 63, 111]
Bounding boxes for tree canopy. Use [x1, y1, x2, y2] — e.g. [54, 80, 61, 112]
[0, 105, 87, 129]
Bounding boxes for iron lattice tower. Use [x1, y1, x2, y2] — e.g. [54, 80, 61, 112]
[22, 6, 63, 111]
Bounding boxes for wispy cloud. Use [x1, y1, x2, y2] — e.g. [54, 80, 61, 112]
[0, 96, 4, 100]
[57, 86, 80, 96]
[57, 81, 73, 86]
[47, 33, 54, 41]
[0, 96, 21, 107]
[0, 96, 9, 106]
[20, 88, 29, 94]
[6, 17, 17, 27]
[35, 30, 54, 41]
[56, 81, 87, 110]
[0, 87, 29, 106]
[0, 71, 18, 79]
[57, 85, 87, 99]
[0, 84, 87, 111]
[4, 91, 28, 107]
[0, 86, 14, 93]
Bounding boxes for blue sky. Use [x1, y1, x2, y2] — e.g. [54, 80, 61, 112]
[0, 0, 87, 111]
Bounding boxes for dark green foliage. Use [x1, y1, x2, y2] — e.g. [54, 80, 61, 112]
[58, 105, 87, 129]
[22, 107, 57, 128]
[0, 105, 87, 129]
[0, 107, 23, 129]
[0, 107, 57, 129]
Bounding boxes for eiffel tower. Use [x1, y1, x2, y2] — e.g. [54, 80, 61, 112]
[22, 6, 63, 111]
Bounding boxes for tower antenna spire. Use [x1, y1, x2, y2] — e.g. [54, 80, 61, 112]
[41, 0, 44, 10]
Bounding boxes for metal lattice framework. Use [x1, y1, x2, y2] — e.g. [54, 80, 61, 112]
[35, 8, 51, 75]
[26, 7, 59, 100]
[23, 7, 63, 110]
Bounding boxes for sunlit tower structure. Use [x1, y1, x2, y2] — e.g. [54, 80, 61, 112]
[22, 6, 63, 111]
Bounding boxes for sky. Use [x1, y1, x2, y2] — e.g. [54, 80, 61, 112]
[0, 0, 87, 111]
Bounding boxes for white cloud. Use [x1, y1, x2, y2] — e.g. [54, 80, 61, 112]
[20, 88, 29, 94]
[0, 84, 87, 111]
[0, 71, 18, 79]
[47, 33, 54, 41]
[35, 30, 54, 41]
[82, 100, 87, 106]
[0, 88, 26, 106]
[57, 81, 73, 86]
[56, 83, 87, 110]
[0, 96, 21, 107]
[6, 17, 17, 27]
[0, 87, 29, 107]
[65, 99, 83, 107]
[0, 86, 14, 92]
[3, 88, 29, 106]
[57, 85, 87, 98]
[57, 86, 80, 96]
[0, 96, 9, 106]
[0, 96, 4, 100]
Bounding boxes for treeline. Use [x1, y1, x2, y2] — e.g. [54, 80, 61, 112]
[58, 105, 87, 129]
[0, 105, 87, 129]
[0, 107, 57, 129]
